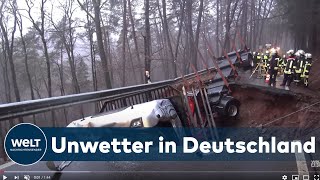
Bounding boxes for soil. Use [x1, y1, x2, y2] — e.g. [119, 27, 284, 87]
[309, 58, 320, 91]
[231, 84, 320, 130]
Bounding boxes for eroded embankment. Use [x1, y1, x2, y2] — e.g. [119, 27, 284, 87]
[230, 84, 320, 129]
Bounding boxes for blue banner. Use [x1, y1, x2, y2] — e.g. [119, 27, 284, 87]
[4, 123, 319, 166]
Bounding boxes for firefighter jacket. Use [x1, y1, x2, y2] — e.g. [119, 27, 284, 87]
[293, 58, 305, 74]
[278, 57, 284, 67]
[263, 55, 269, 66]
[301, 60, 312, 78]
[284, 58, 295, 75]
[269, 55, 279, 71]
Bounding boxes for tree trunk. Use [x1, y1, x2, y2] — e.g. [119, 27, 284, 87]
[194, 0, 204, 70]
[144, 0, 151, 83]
[58, 46, 68, 125]
[127, 35, 138, 84]
[224, 0, 231, 51]
[92, 0, 112, 89]
[0, 2, 20, 103]
[253, 0, 262, 49]
[185, 0, 194, 73]
[258, 0, 273, 45]
[173, 0, 185, 75]
[128, 0, 143, 83]
[242, 0, 248, 43]
[0, 37, 11, 103]
[0, 0, 24, 124]
[122, 0, 127, 87]
[67, 16, 81, 94]
[249, 0, 254, 48]
[216, 0, 220, 55]
[19, 23, 34, 101]
[162, 0, 176, 78]
[17, 14, 36, 124]
[154, 17, 167, 80]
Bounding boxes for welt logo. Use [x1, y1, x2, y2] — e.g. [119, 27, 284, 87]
[11, 139, 41, 148]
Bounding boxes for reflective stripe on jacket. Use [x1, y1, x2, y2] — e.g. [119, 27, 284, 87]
[284, 59, 294, 74]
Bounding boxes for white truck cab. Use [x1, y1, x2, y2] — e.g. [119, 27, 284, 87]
[67, 99, 183, 129]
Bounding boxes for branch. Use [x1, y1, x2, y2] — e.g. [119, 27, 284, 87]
[9, 0, 17, 55]
[77, 0, 95, 20]
[24, 0, 42, 33]
[99, 0, 108, 9]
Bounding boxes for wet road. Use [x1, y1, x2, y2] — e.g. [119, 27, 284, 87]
[1, 160, 302, 180]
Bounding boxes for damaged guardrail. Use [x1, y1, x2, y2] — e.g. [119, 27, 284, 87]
[0, 50, 251, 122]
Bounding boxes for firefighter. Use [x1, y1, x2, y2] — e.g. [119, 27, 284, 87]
[278, 54, 286, 75]
[252, 52, 257, 68]
[301, 53, 312, 87]
[281, 50, 295, 90]
[293, 50, 305, 84]
[145, 71, 151, 84]
[257, 53, 261, 62]
[268, 49, 279, 87]
[263, 51, 269, 72]
[253, 52, 256, 58]
[252, 52, 261, 67]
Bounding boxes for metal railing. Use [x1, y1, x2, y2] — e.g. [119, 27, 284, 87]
[0, 50, 250, 122]
[0, 67, 218, 122]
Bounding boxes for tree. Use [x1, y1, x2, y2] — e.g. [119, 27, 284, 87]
[25, 0, 53, 98]
[216, 0, 220, 54]
[161, 0, 176, 78]
[25, 0, 57, 126]
[50, 0, 81, 94]
[0, 0, 20, 103]
[0, 20, 11, 103]
[128, 0, 143, 83]
[194, 0, 204, 70]
[77, 0, 112, 89]
[121, 0, 127, 86]
[173, 0, 185, 76]
[185, 0, 194, 73]
[17, 11, 34, 101]
[144, 0, 151, 83]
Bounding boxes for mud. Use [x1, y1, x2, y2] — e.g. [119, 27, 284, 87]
[230, 84, 320, 129]
[309, 58, 320, 91]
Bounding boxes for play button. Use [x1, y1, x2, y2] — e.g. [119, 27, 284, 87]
[2, 175, 7, 180]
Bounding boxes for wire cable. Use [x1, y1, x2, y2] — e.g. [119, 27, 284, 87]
[262, 101, 320, 127]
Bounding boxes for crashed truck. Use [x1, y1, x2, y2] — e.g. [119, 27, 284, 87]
[47, 49, 252, 171]
[68, 49, 251, 131]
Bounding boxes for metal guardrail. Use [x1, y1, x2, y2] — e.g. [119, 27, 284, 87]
[0, 50, 251, 122]
[0, 67, 217, 121]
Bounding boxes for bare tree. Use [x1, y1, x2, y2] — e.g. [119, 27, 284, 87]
[173, 0, 185, 75]
[25, 0, 53, 98]
[121, 0, 127, 86]
[0, 31, 12, 103]
[128, 0, 143, 83]
[144, 0, 151, 83]
[224, 0, 240, 52]
[161, 0, 176, 78]
[50, 1, 81, 94]
[17, 11, 34, 101]
[25, 0, 57, 126]
[185, 0, 194, 74]
[77, 0, 112, 89]
[216, 0, 220, 54]
[16, 10, 37, 124]
[0, 0, 20, 103]
[194, 0, 204, 69]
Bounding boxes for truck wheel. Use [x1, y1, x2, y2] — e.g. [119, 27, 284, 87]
[227, 103, 238, 117]
[216, 96, 240, 118]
